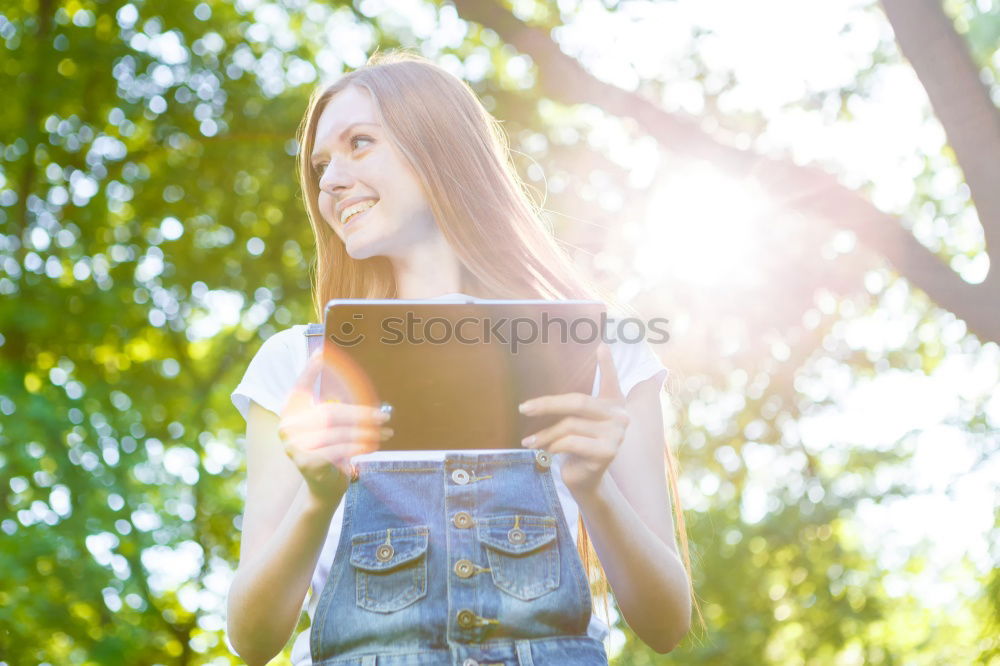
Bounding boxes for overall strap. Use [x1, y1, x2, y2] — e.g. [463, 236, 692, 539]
[305, 322, 324, 356]
[304, 323, 324, 402]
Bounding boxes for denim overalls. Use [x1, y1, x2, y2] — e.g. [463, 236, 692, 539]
[305, 324, 608, 665]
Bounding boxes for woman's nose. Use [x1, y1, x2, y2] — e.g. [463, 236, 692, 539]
[318, 160, 353, 195]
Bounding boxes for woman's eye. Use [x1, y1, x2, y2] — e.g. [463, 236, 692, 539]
[351, 135, 373, 150]
[314, 137, 372, 179]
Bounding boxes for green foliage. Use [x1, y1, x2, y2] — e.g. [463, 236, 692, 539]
[1, 0, 323, 662]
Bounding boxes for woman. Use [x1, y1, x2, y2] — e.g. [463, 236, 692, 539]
[227, 49, 694, 665]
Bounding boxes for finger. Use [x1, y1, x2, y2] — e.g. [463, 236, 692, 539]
[284, 341, 358, 418]
[522, 416, 603, 449]
[289, 441, 377, 478]
[285, 443, 336, 476]
[314, 440, 380, 465]
[285, 424, 392, 451]
[538, 434, 616, 462]
[280, 402, 389, 434]
[288, 440, 377, 465]
[285, 444, 354, 480]
[520, 392, 618, 420]
[596, 342, 624, 400]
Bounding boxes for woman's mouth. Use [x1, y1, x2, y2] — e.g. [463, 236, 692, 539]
[344, 202, 376, 232]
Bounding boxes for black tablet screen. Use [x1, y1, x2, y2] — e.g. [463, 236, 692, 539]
[320, 300, 606, 451]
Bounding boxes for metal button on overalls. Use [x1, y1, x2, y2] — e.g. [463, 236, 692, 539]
[375, 544, 393, 561]
[534, 450, 552, 468]
[463, 659, 479, 666]
[454, 559, 475, 578]
[456, 609, 476, 629]
[452, 511, 473, 528]
[451, 468, 471, 485]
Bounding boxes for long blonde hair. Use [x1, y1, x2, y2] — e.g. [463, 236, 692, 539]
[295, 47, 701, 640]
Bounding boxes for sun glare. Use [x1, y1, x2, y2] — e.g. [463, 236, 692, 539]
[635, 162, 769, 289]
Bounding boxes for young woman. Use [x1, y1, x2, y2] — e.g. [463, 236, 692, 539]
[227, 49, 694, 666]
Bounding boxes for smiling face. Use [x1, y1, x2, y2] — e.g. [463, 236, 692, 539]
[310, 85, 440, 260]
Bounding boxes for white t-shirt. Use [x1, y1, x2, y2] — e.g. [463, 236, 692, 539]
[230, 292, 669, 665]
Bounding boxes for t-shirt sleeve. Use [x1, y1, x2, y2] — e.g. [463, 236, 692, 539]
[611, 339, 669, 398]
[230, 326, 308, 423]
[591, 319, 670, 399]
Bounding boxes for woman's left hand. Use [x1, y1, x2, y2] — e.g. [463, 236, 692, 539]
[519, 342, 629, 497]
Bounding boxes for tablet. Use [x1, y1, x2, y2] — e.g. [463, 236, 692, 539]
[318, 298, 607, 451]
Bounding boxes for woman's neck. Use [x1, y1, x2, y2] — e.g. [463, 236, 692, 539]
[390, 237, 465, 299]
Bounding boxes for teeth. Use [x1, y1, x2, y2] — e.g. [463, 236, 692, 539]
[341, 200, 377, 225]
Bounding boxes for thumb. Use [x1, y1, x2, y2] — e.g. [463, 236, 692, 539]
[596, 342, 624, 400]
[283, 347, 326, 417]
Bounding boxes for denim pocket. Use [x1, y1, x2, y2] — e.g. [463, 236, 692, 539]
[477, 514, 560, 601]
[349, 525, 429, 613]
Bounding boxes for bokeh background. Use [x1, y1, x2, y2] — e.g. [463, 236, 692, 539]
[2, 0, 999, 663]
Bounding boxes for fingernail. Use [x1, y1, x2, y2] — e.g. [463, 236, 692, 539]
[519, 402, 534, 414]
[380, 427, 394, 438]
[372, 410, 390, 421]
[521, 435, 536, 447]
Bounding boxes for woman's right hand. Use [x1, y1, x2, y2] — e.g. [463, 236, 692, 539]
[278, 347, 392, 507]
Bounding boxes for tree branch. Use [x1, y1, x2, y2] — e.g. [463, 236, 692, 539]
[450, 0, 1000, 343]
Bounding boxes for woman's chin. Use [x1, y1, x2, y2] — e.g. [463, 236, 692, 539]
[344, 237, 379, 260]
[344, 245, 370, 260]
